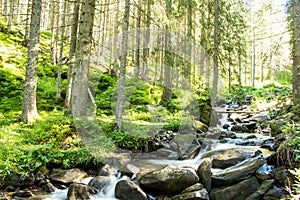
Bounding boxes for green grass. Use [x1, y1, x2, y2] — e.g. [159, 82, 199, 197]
[0, 19, 96, 182]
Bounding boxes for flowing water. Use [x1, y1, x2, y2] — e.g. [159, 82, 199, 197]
[44, 107, 274, 199]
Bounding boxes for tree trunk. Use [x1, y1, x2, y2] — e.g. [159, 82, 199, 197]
[7, 0, 14, 31]
[3, 0, 8, 22]
[251, 7, 256, 87]
[161, 26, 172, 104]
[211, 0, 219, 106]
[65, 0, 80, 109]
[238, 42, 242, 86]
[20, 0, 42, 123]
[24, 0, 31, 46]
[134, 0, 141, 77]
[57, 0, 67, 99]
[50, 0, 57, 64]
[142, 0, 151, 82]
[112, 0, 120, 75]
[71, 0, 96, 118]
[185, 0, 193, 86]
[115, 0, 130, 129]
[292, 0, 300, 103]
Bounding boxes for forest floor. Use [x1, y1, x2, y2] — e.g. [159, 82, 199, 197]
[0, 19, 300, 192]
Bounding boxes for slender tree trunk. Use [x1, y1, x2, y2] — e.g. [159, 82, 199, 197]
[115, 0, 130, 129]
[112, 0, 120, 75]
[142, 0, 151, 82]
[57, 0, 66, 99]
[185, 0, 192, 86]
[154, 51, 159, 85]
[211, 0, 219, 106]
[15, 0, 20, 24]
[65, 0, 79, 109]
[7, 0, 14, 30]
[238, 42, 242, 86]
[134, 0, 141, 77]
[159, 49, 164, 82]
[161, 26, 172, 104]
[101, 0, 109, 56]
[251, 6, 256, 87]
[24, 0, 31, 46]
[50, 0, 57, 64]
[71, 0, 96, 117]
[3, 0, 8, 22]
[292, 0, 300, 103]
[21, 0, 42, 123]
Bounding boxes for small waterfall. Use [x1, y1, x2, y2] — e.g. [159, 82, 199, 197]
[92, 173, 123, 200]
[45, 173, 123, 200]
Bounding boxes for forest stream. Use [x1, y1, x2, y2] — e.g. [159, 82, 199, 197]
[35, 103, 289, 200]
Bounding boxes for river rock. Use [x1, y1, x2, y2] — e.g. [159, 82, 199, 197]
[88, 176, 111, 191]
[255, 164, 274, 181]
[11, 190, 34, 198]
[194, 120, 209, 133]
[250, 112, 270, 124]
[67, 183, 98, 200]
[274, 167, 289, 185]
[119, 163, 141, 178]
[171, 189, 209, 200]
[139, 164, 199, 195]
[204, 127, 222, 139]
[42, 181, 56, 193]
[197, 159, 211, 192]
[244, 122, 257, 132]
[212, 156, 265, 187]
[211, 148, 252, 169]
[263, 185, 289, 200]
[261, 139, 275, 151]
[2, 172, 34, 189]
[210, 176, 260, 200]
[168, 183, 209, 200]
[246, 179, 274, 200]
[231, 125, 244, 132]
[173, 134, 201, 160]
[49, 168, 88, 185]
[115, 178, 147, 200]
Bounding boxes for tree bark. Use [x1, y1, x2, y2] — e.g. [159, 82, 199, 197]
[161, 26, 172, 104]
[112, 0, 120, 75]
[134, 0, 141, 77]
[50, 0, 57, 64]
[24, 0, 31, 46]
[142, 0, 151, 82]
[21, 0, 42, 123]
[71, 0, 96, 118]
[65, 0, 80, 109]
[211, 0, 219, 106]
[7, 0, 14, 31]
[115, 0, 130, 129]
[292, 0, 300, 103]
[57, 0, 67, 99]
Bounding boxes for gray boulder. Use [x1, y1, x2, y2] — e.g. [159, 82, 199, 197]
[211, 148, 252, 169]
[49, 168, 88, 184]
[171, 188, 209, 200]
[163, 183, 209, 200]
[67, 183, 97, 200]
[139, 165, 199, 195]
[197, 159, 212, 192]
[212, 156, 265, 187]
[246, 179, 274, 200]
[88, 176, 111, 191]
[115, 178, 147, 200]
[210, 177, 260, 200]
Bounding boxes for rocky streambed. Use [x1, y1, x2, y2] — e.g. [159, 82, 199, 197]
[0, 105, 292, 200]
